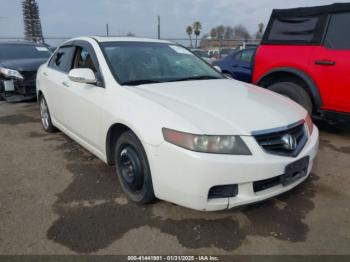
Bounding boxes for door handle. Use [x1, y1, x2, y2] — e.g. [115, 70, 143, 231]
[62, 81, 70, 87]
[315, 60, 336, 66]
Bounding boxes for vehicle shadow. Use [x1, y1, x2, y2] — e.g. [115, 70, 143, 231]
[314, 119, 350, 135]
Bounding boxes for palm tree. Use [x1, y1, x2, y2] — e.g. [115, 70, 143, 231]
[186, 26, 193, 48]
[192, 21, 202, 48]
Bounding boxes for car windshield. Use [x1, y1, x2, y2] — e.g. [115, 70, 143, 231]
[0, 44, 51, 60]
[101, 42, 223, 86]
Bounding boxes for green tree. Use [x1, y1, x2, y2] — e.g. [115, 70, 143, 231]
[22, 0, 44, 43]
[186, 26, 193, 48]
[192, 21, 202, 48]
[233, 24, 251, 40]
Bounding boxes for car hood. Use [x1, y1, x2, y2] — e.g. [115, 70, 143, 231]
[129, 79, 307, 135]
[0, 58, 48, 72]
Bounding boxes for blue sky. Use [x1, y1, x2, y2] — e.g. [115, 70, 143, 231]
[0, 0, 348, 40]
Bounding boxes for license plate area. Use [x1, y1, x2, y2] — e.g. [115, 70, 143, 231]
[4, 80, 15, 92]
[282, 156, 309, 186]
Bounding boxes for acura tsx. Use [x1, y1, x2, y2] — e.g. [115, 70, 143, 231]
[36, 36, 319, 211]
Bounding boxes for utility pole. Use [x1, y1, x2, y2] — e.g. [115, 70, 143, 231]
[106, 23, 109, 36]
[157, 15, 160, 39]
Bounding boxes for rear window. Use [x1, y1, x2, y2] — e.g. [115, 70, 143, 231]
[325, 12, 350, 50]
[262, 15, 327, 44]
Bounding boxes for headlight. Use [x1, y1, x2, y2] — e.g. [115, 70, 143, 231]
[0, 67, 24, 80]
[305, 115, 314, 135]
[162, 128, 251, 155]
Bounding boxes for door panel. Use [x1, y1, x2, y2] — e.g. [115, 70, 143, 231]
[42, 68, 69, 124]
[310, 47, 350, 112]
[62, 81, 104, 152]
[61, 44, 105, 152]
[309, 12, 350, 113]
[232, 50, 253, 83]
[43, 46, 75, 125]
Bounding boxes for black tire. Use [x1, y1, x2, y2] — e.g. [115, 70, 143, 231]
[114, 131, 155, 205]
[39, 95, 56, 133]
[267, 82, 313, 114]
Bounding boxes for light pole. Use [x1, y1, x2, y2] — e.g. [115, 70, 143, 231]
[157, 15, 160, 39]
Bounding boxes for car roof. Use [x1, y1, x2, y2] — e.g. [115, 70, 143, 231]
[272, 3, 350, 18]
[0, 41, 46, 46]
[89, 36, 173, 44]
[228, 47, 256, 56]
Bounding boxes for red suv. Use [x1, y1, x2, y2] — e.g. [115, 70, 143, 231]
[253, 3, 350, 122]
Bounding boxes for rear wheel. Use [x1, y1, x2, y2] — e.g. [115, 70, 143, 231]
[114, 131, 155, 204]
[267, 82, 313, 114]
[39, 95, 56, 133]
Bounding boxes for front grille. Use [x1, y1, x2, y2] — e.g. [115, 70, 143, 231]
[253, 121, 307, 157]
[253, 175, 281, 192]
[20, 71, 37, 81]
[208, 184, 238, 199]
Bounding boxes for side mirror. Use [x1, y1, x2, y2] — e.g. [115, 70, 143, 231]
[213, 65, 222, 73]
[68, 68, 97, 84]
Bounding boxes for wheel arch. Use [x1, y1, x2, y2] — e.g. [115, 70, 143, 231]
[105, 122, 150, 166]
[256, 67, 323, 110]
[37, 90, 43, 99]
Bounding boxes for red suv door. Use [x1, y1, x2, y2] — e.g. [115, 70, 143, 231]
[309, 12, 350, 113]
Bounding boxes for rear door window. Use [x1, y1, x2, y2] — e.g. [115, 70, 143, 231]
[268, 17, 318, 42]
[48, 46, 75, 73]
[234, 49, 254, 62]
[234, 52, 242, 61]
[240, 49, 254, 62]
[325, 12, 350, 50]
[263, 14, 327, 44]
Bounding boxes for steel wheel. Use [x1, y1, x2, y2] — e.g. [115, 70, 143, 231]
[114, 130, 155, 204]
[118, 145, 144, 191]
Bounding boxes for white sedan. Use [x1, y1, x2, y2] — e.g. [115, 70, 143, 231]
[36, 36, 319, 211]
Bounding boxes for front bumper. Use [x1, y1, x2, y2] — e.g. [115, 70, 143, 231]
[0, 77, 36, 102]
[146, 125, 319, 211]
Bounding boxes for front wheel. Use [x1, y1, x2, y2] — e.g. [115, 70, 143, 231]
[267, 82, 313, 114]
[114, 131, 155, 205]
[39, 95, 56, 133]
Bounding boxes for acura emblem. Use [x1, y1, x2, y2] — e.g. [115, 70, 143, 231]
[281, 134, 297, 151]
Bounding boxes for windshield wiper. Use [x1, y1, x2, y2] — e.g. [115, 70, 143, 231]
[121, 79, 161, 86]
[168, 75, 222, 82]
